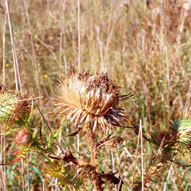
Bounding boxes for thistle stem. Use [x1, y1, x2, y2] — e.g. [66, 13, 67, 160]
[86, 127, 103, 191]
[87, 128, 96, 167]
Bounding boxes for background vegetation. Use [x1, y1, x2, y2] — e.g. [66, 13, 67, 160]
[1, 0, 191, 190]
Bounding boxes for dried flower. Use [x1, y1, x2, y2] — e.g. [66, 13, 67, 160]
[14, 128, 31, 146]
[55, 72, 131, 131]
[0, 88, 31, 127]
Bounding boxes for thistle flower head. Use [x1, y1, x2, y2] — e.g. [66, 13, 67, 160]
[0, 88, 31, 127]
[55, 72, 131, 131]
[171, 119, 191, 145]
[14, 128, 31, 146]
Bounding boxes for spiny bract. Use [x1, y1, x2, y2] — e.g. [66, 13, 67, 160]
[0, 87, 31, 128]
[14, 128, 31, 146]
[171, 119, 191, 145]
[54, 72, 131, 131]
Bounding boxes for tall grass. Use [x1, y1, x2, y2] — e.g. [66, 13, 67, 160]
[1, 0, 191, 190]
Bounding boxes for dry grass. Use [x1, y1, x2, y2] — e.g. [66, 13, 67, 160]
[1, 0, 191, 190]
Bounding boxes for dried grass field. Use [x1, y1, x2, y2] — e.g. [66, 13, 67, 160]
[1, 0, 191, 190]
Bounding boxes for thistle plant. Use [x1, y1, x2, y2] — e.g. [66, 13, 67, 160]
[54, 71, 132, 190]
[0, 86, 49, 164]
[0, 85, 83, 189]
[4, 74, 191, 190]
[0, 86, 34, 165]
[133, 119, 191, 190]
[153, 119, 191, 160]
[55, 72, 129, 131]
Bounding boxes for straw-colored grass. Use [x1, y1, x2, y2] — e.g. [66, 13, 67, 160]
[1, 0, 191, 190]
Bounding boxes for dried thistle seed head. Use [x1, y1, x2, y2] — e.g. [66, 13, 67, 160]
[171, 119, 191, 145]
[14, 128, 31, 146]
[55, 72, 130, 131]
[0, 90, 31, 126]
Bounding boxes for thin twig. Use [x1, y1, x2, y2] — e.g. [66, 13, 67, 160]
[77, 0, 81, 161]
[1, 11, 6, 189]
[23, 0, 40, 94]
[21, 158, 25, 191]
[165, 46, 169, 123]
[124, 148, 141, 174]
[59, 0, 66, 73]
[96, 26, 105, 72]
[0, 151, 5, 191]
[77, 0, 81, 71]
[55, 128, 63, 191]
[184, 82, 191, 118]
[163, 162, 173, 191]
[131, 120, 141, 189]
[109, 129, 117, 191]
[5, 0, 22, 94]
[2, 12, 6, 86]
[140, 120, 144, 191]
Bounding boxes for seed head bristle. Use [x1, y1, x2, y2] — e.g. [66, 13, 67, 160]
[55, 72, 131, 131]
